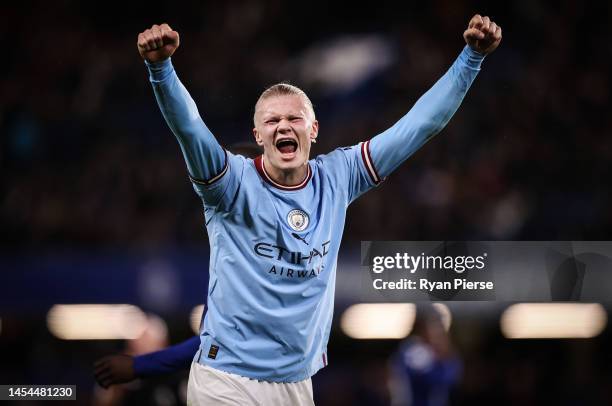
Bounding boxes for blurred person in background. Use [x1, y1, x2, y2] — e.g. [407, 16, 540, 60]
[92, 315, 186, 406]
[136, 13, 500, 405]
[94, 336, 199, 391]
[389, 305, 462, 406]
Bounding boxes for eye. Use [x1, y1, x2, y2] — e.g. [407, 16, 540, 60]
[265, 119, 279, 124]
[289, 117, 303, 122]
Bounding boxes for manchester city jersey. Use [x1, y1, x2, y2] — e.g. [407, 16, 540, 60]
[191, 144, 379, 382]
[145, 45, 484, 382]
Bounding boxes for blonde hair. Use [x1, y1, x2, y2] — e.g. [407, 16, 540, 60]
[253, 83, 315, 125]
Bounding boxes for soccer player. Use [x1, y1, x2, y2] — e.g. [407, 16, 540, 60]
[389, 305, 462, 406]
[136, 14, 501, 405]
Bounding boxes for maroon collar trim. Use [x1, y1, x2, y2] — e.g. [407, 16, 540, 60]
[254, 155, 312, 191]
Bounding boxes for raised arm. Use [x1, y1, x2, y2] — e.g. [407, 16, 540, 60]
[137, 24, 226, 186]
[368, 15, 502, 178]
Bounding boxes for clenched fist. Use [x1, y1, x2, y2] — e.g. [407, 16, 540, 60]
[137, 23, 180, 63]
[463, 15, 502, 55]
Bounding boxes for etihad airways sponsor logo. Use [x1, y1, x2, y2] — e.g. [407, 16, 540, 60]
[254, 240, 331, 265]
[267, 264, 325, 278]
[254, 240, 331, 279]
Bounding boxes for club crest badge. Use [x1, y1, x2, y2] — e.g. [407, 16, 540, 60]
[287, 209, 309, 231]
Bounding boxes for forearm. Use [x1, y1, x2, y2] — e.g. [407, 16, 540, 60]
[370, 46, 484, 177]
[133, 336, 200, 377]
[146, 59, 225, 182]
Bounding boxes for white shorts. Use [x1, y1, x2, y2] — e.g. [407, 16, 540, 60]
[186, 362, 315, 406]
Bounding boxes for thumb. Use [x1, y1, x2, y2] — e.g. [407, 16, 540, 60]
[464, 28, 485, 43]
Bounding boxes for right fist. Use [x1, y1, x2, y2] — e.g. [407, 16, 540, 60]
[137, 23, 180, 63]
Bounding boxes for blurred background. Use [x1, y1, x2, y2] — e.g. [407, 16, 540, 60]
[1, 0, 611, 404]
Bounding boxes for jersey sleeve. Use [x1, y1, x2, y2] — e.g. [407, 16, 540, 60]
[368, 46, 485, 178]
[133, 336, 201, 377]
[146, 58, 233, 204]
[318, 142, 383, 205]
[194, 152, 246, 209]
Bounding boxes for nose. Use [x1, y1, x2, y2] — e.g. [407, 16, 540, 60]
[277, 118, 292, 134]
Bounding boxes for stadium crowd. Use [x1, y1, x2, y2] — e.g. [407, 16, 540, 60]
[2, 1, 610, 250]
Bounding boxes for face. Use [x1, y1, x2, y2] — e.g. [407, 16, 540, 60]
[253, 94, 318, 173]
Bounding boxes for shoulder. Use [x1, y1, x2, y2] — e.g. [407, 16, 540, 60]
[314, 146, 358, 167]
[227, 151, 250, 174]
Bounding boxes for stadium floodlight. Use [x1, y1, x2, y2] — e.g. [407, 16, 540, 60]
[500, 303, 607, 339]
[47, 304, 148, 340]
[341, 303, 416, 339]
[190, 304, 206, 334]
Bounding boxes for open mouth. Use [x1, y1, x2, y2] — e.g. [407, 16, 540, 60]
[275, 138, 298, 154]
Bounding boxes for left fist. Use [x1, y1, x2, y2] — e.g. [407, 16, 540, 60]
[463, 15, 502, 55]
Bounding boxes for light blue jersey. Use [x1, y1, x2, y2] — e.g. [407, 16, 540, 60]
[146, 46, 484, 382]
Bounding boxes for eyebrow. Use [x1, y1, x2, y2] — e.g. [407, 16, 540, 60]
[262, 113, 304, 120]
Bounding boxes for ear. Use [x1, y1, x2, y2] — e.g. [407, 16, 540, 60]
[253, 127, 264, 146]
[310, 120, 319, 143]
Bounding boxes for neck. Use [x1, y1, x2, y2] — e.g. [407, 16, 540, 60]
[263, 157, 308, 187]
